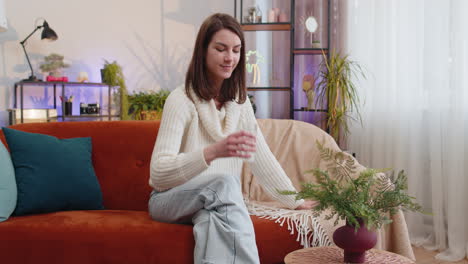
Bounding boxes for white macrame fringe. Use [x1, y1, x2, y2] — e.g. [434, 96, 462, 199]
[245, 199, 332, 248]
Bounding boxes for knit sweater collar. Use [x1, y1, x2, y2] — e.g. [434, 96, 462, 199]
[190, 89, 241, 141]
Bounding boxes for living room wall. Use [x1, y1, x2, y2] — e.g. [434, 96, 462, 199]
[0, 0, 233, 127]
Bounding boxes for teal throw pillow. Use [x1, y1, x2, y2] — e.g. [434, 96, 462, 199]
[2, 127, 104, 216]
[0, 141, 17, 222]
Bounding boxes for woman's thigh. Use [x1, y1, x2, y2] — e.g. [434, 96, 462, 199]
[148, 173, 241, 224]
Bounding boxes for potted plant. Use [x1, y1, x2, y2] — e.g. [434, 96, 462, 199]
[280, 141, 422, 263]
[101, 60, 130, 120]
[39, 53, 70, 81]
[315, 51, 365, 147]
[127, 90, 170, 120]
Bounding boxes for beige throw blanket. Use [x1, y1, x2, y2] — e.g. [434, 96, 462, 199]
[242, 119, 415, 260]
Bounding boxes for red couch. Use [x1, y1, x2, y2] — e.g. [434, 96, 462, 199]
[0, 121, 301, 264]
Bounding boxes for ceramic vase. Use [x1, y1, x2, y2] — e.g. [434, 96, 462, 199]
[306, 89, 316, 109]
[332, 218, 377, 263]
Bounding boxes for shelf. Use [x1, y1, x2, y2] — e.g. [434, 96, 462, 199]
[236, 0, 331, 124]
[293, 49, 329, 55]
[294, 108, 327, 112]
[15, 81, 108, 86]
[242, 23, 291, 31]
[58, 115, 119, 118]
[54, 82, 108, 86]
[13, 81, 117, 124]
[9, 107, 54, 110]
[248, 87, 290, 91]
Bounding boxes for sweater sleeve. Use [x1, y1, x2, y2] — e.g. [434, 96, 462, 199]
[149, 89, 209, 191]
[242, 99, 304, 209]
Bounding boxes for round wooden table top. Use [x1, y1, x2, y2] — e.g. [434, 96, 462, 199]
[284, 246, 415, 264]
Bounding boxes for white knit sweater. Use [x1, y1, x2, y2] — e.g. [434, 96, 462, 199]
[149, 86, 303, 209]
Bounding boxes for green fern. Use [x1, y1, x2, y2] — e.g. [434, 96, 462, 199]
[279, 142, 423, 230]
[316, 139, 357, 182]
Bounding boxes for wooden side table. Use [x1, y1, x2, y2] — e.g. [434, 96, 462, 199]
[285, 246, 415, 264]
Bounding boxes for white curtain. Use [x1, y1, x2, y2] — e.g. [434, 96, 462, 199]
[345, 0, 468, 261]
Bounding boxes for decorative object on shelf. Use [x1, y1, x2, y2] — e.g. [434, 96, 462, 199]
[267, 9, 277, 23]
[0, 0, 8, 32]
[39, 53, 70, 80]
[305, 16, 318, 32]
[246, 6, 262, 23]
[280, 141, 423, 263]
[278, 12, 288, 22]
[127, 90, 170, 120]
[19, 19, 58, 82]
[101, 60, 129, 120]
[312, 40, 321, 48]
[46, 76, 68, 82]
[273, 7, 280, 20]
[267, 7, 283, 22]
[8, 108, 58, 125]
[316, 51, 366, 146]
[256, 6, 262, 23]
[60, 95, 74, 116]
[64, 102, 72, 116]
[77, 72, 89, 83]
[80, 103, 100, 115]
[300, 14, 319, 47]
[302, 74, 316, 110]
[246, 50, 264, 86]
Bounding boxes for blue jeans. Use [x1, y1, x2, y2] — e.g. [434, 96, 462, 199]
[148, 173, 260, 264]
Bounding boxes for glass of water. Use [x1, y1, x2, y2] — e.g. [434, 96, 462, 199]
[240, 122, 257, 162]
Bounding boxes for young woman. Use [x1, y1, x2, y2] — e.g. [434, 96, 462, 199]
[148, 13, 315, 264]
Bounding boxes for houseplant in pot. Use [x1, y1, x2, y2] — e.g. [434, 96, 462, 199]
[315, 51, 365, 147]
[127, 90, 170, 120]
[280, 140, 422, 263]
[40, 53, 70, 81]
[101, 60, 130, 120]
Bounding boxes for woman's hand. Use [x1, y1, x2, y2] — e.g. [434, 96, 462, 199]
[203, 130, 256, 164]
[295, 200, 319, 210]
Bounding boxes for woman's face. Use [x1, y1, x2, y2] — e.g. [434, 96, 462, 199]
[205, 29, 242, 87]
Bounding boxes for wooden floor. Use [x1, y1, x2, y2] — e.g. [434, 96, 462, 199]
[414, 246, 468, 264]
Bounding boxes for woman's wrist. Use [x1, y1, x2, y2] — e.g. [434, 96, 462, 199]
[203, 145, 217, 165]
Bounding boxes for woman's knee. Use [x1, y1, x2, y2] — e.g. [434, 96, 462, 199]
[213, 173, 240, 187]
[208, 174, 241, 194]
[202, 174, 244, 207]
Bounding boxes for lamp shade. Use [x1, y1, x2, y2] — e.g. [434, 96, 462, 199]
[0, 0, 7, 32]
[41, 21, 57, 40]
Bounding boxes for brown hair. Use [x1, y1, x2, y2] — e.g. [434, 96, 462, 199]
[185, 13, 247, 104]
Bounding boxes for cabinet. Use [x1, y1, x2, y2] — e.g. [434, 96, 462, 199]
[235, 0, 330, 129]
[11, 81, 120, 124]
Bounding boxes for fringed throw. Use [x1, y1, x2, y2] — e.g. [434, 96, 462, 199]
[245, 199, 333, 248]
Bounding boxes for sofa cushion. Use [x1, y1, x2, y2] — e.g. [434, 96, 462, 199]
[0, 141, 16, 222]
[3, 121, 158, 211]
[0, 211, 301, 264]
[2, 127, 104, 216]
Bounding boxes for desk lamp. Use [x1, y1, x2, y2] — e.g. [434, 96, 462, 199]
[20, 19, 58, 82]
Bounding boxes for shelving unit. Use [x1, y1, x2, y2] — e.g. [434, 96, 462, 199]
[12, 81, 120, 124]
[242, 23, 291, 31]
[235, 0, 331, 128]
